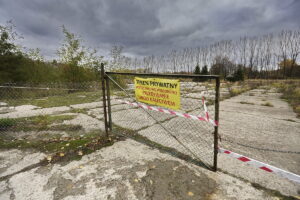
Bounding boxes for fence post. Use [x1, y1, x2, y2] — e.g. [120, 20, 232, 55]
[105, 75, 112, 131]
[213, 77, 220, 171]
[101, 63, 109, 137]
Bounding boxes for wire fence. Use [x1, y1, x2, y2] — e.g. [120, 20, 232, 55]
[104, 72, 219, 169]
[1, 76, 299, 172]
[0, 82, 108, 156]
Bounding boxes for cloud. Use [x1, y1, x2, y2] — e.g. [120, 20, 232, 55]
[0, 0, 299, 59]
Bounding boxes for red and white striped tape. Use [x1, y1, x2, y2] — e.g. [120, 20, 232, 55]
[118, 99, 218, 126]
[117, 98, 299, 183]
[219, 148, 300, 184]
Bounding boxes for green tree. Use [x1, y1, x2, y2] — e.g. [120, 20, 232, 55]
[57, 26, 103, 68]
[56, 26, 103, 84]
[25, 48, 44, 62]
[0, 21, 20, 56]
[57, 26, 85, 66]
[234, 65, 244, 81]
[193, 64, 201, 82]
[226, 65, 245, 82]
[0, 21, 24, 83]
[200, 65, 208, 75]
[194, 64, 200, 74]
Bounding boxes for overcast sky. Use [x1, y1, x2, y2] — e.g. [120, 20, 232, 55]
[0, 0, 299, 60]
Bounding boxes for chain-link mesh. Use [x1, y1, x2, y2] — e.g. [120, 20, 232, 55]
[0, 82, 112, 156]
[105, 74, 217, 168]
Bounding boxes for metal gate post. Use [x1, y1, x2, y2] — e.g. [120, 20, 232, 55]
[101, 63, 109, 137]
[213, 77, 220, 171]
[105, 75, 112, 131]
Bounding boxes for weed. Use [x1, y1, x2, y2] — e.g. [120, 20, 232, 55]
[228, 87, 249, 97]
[49, 124, 83, 131]
[4, 91, 101, 108]
[0, 118, 16, 130]
[283, 119, 296, 122]
[0, 129, 124, 163]
[206, 99, 215, 106]
[261, 102, 274, 107]
[1, 115, 76, 132]
[70, 108, 88, 114]
[272, 81, 300, 117]
[239, 101, 254, 105]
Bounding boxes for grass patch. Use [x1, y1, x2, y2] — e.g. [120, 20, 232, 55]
[261, 102, 274, 107]
[70, 108, 88, 114]
[0, 129, 124, 163]
[228, 86, 251, 97]
[239, 101, 254, 105]
[0, 118, 16, 130]
[49, 124, 82, 131]
[272, 80, 300, 117]
[229, 88, 248, 97]
[0, 115, 79, 132]
[4, 91, 101, 108]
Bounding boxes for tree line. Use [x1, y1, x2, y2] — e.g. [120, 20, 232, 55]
[1, 21, 300, 86]
[111, 29, 300, 79]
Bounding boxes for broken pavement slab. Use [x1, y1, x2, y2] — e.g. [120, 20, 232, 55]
[219, 88, 300, 175]
[0, 149, 45, 179]
[0, 85, 299, 199]
[62, 113, 105, 131]
[1, 139, 294, 200]
[0, 106, 71, 119]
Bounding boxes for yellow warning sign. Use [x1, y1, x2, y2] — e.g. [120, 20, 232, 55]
[134, 77, 181, 110]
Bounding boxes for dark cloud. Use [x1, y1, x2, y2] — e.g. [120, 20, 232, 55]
[0, 0, 299, 59]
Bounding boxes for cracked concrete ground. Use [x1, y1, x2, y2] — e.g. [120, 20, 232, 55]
[0, 140, 286, 200]
[218, 89, 300, 174]
[0, 85, 299, 199]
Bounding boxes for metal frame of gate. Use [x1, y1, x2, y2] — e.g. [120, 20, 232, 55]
[100, 63, 220, 171]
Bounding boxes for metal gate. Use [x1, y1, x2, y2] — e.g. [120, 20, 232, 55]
[100, 64, 220, 171]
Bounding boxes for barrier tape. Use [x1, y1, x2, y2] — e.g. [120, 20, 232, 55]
[117, 96, 299, 183]
[117, 96, 300, 183]
[219, 148, 300, 184]
[117, 99, 218, 126]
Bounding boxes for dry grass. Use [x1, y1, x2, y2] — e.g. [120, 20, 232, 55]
[240, 101, 254, 105]
[272, 80, 300, 117]
[261, 102, 274, 107]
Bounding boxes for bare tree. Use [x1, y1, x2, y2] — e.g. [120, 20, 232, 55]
[287, 30, 300, 77]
